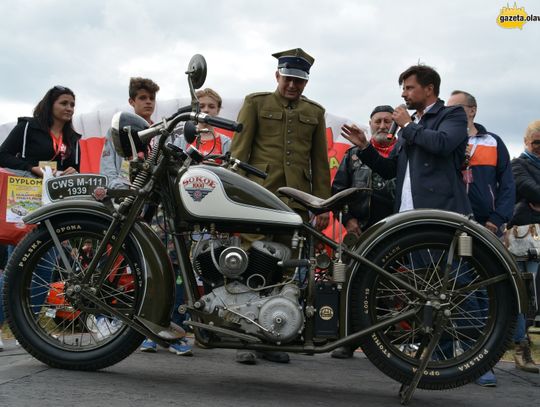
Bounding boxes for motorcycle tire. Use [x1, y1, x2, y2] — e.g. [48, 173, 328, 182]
[3, 217, 146, 370]
[350, 226, 516, 390]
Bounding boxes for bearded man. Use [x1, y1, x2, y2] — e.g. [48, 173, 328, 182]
[330, 105, 398, 359]
[331, 105, 398, 236]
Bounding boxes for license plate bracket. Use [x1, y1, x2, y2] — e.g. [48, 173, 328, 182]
[45, 174, 108, 201]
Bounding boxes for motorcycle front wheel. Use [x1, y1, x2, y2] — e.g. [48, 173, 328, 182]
[350, 227, 517, 389]
[3, 217, 146, 370]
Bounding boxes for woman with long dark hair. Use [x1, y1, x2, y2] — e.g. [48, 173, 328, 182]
[0, 87, 81, 349]
[0, 85, 81, 176]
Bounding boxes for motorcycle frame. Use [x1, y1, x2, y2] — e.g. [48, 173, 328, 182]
[20, 153, 424, 353]
[23, 139, 528, 354]
[22, 125, 528, 406]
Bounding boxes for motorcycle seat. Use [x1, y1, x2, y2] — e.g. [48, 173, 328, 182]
[277, 187, 369, 215]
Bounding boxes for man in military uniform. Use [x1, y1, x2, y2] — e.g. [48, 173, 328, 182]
[230, 48, 331, 365]
[231, 48, 331, 228]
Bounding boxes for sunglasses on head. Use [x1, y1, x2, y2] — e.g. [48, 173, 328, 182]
[53, 85, 68, 92]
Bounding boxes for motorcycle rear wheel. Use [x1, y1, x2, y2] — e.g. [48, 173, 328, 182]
[351, 227, 516, 389]
[4, 217, 145, 370]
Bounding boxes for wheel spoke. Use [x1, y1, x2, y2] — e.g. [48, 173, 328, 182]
[17, 229, 140, 349]
[371, 244, 497, 366]
[453, 274, 509, 294]
[352, 228, 516, 389]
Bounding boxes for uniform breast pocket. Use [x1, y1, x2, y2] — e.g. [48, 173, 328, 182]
[298, 114, 319, 127]
[259, 110, 283, 136]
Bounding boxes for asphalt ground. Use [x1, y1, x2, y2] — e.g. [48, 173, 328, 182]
[1, 338, 539, 407]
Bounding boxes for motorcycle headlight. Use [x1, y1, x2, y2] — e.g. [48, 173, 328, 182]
[110, 111, 149, 158]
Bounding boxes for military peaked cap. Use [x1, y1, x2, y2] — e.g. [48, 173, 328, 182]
[272, 48, 314, 80]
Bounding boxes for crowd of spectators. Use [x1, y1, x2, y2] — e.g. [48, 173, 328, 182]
[0, 49, 538, 386]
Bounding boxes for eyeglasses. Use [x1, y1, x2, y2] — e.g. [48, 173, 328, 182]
[530, 140, 540, 146]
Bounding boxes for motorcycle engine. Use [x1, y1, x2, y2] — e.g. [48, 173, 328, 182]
[200, 282, 304, 344]
[192, 238, 291, 290]
[193, 237, 304, 343]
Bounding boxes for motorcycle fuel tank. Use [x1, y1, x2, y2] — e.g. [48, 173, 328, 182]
[178, 166, 303, 226]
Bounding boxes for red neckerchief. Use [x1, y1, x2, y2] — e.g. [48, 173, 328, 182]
[371, 137, 397, 158]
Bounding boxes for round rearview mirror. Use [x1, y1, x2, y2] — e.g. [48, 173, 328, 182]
[186, 54, 207, 89]
[110, 111, 149, 158]
[183, 121, 198, 144]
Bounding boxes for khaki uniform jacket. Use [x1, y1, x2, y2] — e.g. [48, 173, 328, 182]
[231, 90, 331, 211]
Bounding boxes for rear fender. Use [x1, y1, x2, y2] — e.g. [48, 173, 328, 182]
[23, 199, 175, 329]
[344, 209, 527, 333]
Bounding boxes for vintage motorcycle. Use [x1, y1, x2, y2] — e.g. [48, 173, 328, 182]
[3, 55, 527, 404]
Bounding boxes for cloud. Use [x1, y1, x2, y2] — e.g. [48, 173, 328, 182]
[0, 0, 538, 149]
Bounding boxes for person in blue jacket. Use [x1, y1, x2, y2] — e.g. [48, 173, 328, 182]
[446, 90, 515, 234]
[341, 64, 471, 216]
[341, 65, 503, 385]
[446, 90, 516, 387]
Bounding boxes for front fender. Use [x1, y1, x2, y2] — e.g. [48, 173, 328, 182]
[344, 209, 527, 333]
[23, 198, 114, 225]
[23, 198, 176, 330]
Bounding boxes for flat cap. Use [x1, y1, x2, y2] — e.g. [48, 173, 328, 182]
[272, 48, 314, 80]
[370, 105, 394, 118]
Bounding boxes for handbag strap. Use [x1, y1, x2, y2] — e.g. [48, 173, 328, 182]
[510, 224, 540, 239]
[531, 224, 540, 241]
[513, 225, 531, 239]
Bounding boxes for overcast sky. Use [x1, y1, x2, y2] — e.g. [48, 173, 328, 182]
[0, 0, 538, 157]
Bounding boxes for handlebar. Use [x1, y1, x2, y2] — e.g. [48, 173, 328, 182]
[163, 140, 267, 180]
[164, 105, 192, 122]
[233, 159, 268, 179]
[196, 112, 243, 133]
[137, 126, 161, 142]
[137, 111, 243, 143]
[137, 111, 258, 180]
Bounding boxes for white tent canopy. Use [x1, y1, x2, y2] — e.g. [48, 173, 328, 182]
[0, 97, 365, 146]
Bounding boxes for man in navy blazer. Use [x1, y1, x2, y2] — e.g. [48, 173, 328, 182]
[341, 65, 495, 385]
[341, 64, 472, 216]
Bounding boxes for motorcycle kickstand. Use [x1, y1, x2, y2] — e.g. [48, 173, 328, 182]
[398, 313, 448, 405]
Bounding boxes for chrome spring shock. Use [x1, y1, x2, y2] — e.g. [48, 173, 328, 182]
[118, 144, 162, 213]
[333, 209, 347, 289]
